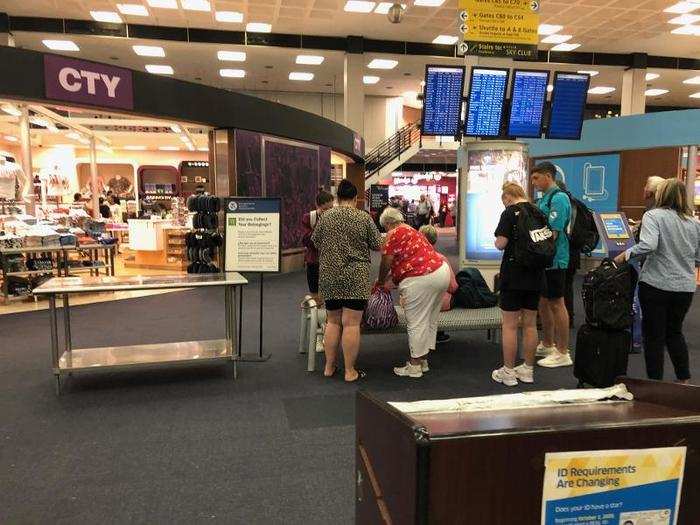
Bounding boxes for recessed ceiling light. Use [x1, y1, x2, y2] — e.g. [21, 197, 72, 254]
[42, 40, 80, 51]
[542, 34, 572, 44]
[668, 13, 700, 24]
[296, 55, 325, 65]
[217, 50, 246, 61]
[4, 135, 18, 142]
[414, 0, 444, 6]
[159, 146, 180, 151]
[645, 88, 669, 96]
[117, 4, 149, 16]
[220, 69, 246, 78]
[432, 35, 458, 45]
[246, 22, 271, 32]
[664, 1, 700, 14]
[344, 0, 376, 12]
[90, 11, 123, 23]
[363, 75, 380, 84]
[588, 86, 616, 95]
[289, 72, 314, 81]
[215, 11, 244, 22]
[147, 0, 178, 7]
[683, 75, 700, 84]
[551, 42, 581, 51]
[181, 0, 211, 11]
[374, 2, 405, 13]
[577, 70, 599, 77]
[670, 24, 700, 34]
[29, 116, 50, 128]
[538, 24, 563, 35]
[645, 73, 660, 81]
[547, 84, 553, 92]
[133, 45, 165, 57]
[690, 92, 700, 98]
[368, 58, 398, 69]
[145, 64, 174, 75]
[0, 104, 21, 117]
[124, 145, 147, 150]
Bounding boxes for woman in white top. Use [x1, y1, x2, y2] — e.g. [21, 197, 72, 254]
[615, 178, 700, 384]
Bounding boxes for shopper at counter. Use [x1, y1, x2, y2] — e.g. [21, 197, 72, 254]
[377, 207, 450, 379]
[302, 190, 334, 303]
[98, 197, 111, 219]
[311, 180, 382, 382]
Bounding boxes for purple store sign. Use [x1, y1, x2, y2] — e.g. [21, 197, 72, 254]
[44, 55, 134, 110]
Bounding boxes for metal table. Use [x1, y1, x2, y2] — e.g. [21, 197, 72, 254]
[33, 272, 248, 394]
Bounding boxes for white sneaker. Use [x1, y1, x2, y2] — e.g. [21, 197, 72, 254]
[421, 360, 429, 373]
[537, 350, 573, 368]
[514, 364, 534, 383]
[536, 342, 556, 357]
[492, 366, 518, 386]
[394, 362, 423, 378]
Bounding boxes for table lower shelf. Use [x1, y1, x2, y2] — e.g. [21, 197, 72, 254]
[56, 339, 235, 373]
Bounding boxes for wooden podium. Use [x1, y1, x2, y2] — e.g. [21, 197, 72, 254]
[355, 378, 700, 524]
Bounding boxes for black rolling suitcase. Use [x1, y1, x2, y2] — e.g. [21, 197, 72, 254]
[574, 324, 631, 388]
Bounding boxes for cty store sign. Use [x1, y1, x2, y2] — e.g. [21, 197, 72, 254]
[44, 55, 134, 110]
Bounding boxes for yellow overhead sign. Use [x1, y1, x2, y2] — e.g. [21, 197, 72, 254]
[459, 0, 539, 13]
[461, 11, 539, 45]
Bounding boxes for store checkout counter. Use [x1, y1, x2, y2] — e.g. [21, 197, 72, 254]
[126, 218, 188, 271]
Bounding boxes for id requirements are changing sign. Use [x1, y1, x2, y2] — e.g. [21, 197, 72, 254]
[541, 447, 686, 525]
[224, 198, 281, 273]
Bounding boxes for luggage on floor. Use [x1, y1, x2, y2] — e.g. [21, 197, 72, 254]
[582, 258, 637, 330]
[363, 287, 398, 330]
[452, 268, 498, 309]
[574, 324, 630, 388]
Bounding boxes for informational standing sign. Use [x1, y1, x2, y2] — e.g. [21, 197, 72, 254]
[224, 197, 281, 273]
[542, 447, 686, 525]
[369, 184, 389, 213]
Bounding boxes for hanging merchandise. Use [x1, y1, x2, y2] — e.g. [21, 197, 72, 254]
[185, 195, 222, 274]
[0, 157, 28, 201]
[41, 165, 71, 197]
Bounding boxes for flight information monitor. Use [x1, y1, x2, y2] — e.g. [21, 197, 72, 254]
[420, 65, 466, 136]
[464, 67, 509, 138]
[508, 69, 549, 138]
[547, 72, 591, 140]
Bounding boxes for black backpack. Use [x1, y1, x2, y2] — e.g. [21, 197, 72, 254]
[547, 189, 600, 254]
[453, 268, 498, 309]
[511, 203, 555, 269]
[582, 258, 638, 330]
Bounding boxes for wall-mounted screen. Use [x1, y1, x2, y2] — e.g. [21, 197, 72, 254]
[508, 69, 549, 138]
[420, 65, 466, 136]
[464, 67, 509, 138]
[547, 72, 590, 140]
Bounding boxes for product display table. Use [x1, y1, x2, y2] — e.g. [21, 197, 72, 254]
[33, 272, 248, 394]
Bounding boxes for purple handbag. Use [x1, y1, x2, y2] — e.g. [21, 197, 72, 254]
[362, 287, 399, 330]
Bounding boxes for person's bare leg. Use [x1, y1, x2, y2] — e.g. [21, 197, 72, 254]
[539, 297, 555, 348]
[341, 308, 363, 382]
[501, 311, 519, 368]
[323, 309, 341, 376]
[521, 310, 539, 366]
[551, 297, 570, 353]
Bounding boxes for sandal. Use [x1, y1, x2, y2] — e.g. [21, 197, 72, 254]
[345, 370, 367, 383]
[323, 365, 338, 378]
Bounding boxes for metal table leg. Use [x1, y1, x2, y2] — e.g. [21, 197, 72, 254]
[49, 294, 61, 394]
[63, 293, 72, 353]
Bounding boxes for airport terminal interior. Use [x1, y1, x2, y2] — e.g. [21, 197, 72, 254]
[1, 0, 700, 523]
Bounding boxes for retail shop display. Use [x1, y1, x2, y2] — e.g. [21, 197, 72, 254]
[186, 194, 221, 274]
[179, 161, 211, 197]
[0, 157, 28, 201]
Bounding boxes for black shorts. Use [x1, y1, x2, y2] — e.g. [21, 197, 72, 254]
[325, 299, 367, 312]
[306, 263, 319, 294]
[500, 289, 540, 312]
[542, 269, 566, 299]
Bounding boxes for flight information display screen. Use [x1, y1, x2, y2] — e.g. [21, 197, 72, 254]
[547, 72, 591, 140]
[421, 65, 466, 136]
[508, 69, 549, 138]
[464, 67, 509, 138]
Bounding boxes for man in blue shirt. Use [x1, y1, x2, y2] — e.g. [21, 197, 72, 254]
[531, 162, 573, 368]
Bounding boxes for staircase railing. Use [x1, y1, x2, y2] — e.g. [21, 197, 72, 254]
[364, 122, 421, 180]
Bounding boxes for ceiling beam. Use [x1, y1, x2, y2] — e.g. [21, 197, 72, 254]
[27, 104, 111, 146]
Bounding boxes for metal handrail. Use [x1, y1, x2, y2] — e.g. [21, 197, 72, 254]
[365, 122, 421, 179]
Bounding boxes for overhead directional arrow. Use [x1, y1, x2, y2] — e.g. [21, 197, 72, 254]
[530, 0, 539, 11]
[459, 10, 467, 22]
[458, 42, 469, 54]
[460, 23, 468, 34]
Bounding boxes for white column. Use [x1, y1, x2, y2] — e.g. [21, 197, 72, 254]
[89, 136, 99, 218]
[687, 145, 697, 212]
[343, 53, 364, 135]
[18, 105, 35, 214]
[621, 68, 646, 116]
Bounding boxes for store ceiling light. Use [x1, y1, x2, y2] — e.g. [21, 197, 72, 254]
[3, 135, 18, 142]
[197, 147, 209, 151]
[588, 86, 616, 94]
[246, 22, 271, 32]
[664, 1, 700, 14]
[124, 145, 147, 150]
[668, 13, 700, 24]
[645, 88, 669, 96]
[145, 64, 174, 75]
[296, 55, 325, 65]
[42, 40, 80, 52]
[0, 104, 21, 117]
[180, 0, 211, 11]
[117, 4, 149, 16]
[646, 73, 660, 81]
[29, 116, 50, 128]
[551, 42, 581, 51]
[217, 50, 246, 61]
[147, 0, 178, 7]
[670, 24, 700, 34]
[220, 69, 246, 78]
[215, 11, 243, 22]
[683, 75, 700, 84]
[432, 35, 458, 45]
[541, 34, 572, 44]
[344, 0, 376, 12]
[289, 72, 314, 81]
[368, 58, 398, 69]
[363, 75, 380, 84]
[690, 92, 700, 98]
[90, 11, 123, 23]
[577, 70, 599, 77]
[159, 146, 180, 150]
[414, 0, 445, 6]
[538, 24, 563, 35]
[133, 45, 165, 57]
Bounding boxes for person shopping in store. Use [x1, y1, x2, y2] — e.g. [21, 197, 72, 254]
[302, 190, 335, 304]
[614, 178, 700, 384]
[311, 180, 382, 382]
[414, 194, 433, 228]
[376, 207, 450, 378]
[491, 182, 546, 386]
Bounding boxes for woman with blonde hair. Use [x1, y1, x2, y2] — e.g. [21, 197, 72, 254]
[615, 178, 700, 384]
[492, 182, 548, 386]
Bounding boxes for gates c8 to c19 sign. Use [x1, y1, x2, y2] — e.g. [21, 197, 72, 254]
[44, 55, 134, 110]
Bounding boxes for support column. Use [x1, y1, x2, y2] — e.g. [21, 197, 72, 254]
[0, 13, 15, 47]
[18, 105, 35, 215]
[89, 136, 99, 218]
[621, 68, 647, 116]
[343, 51, 365, 136]
[687, 145, 697, 212]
